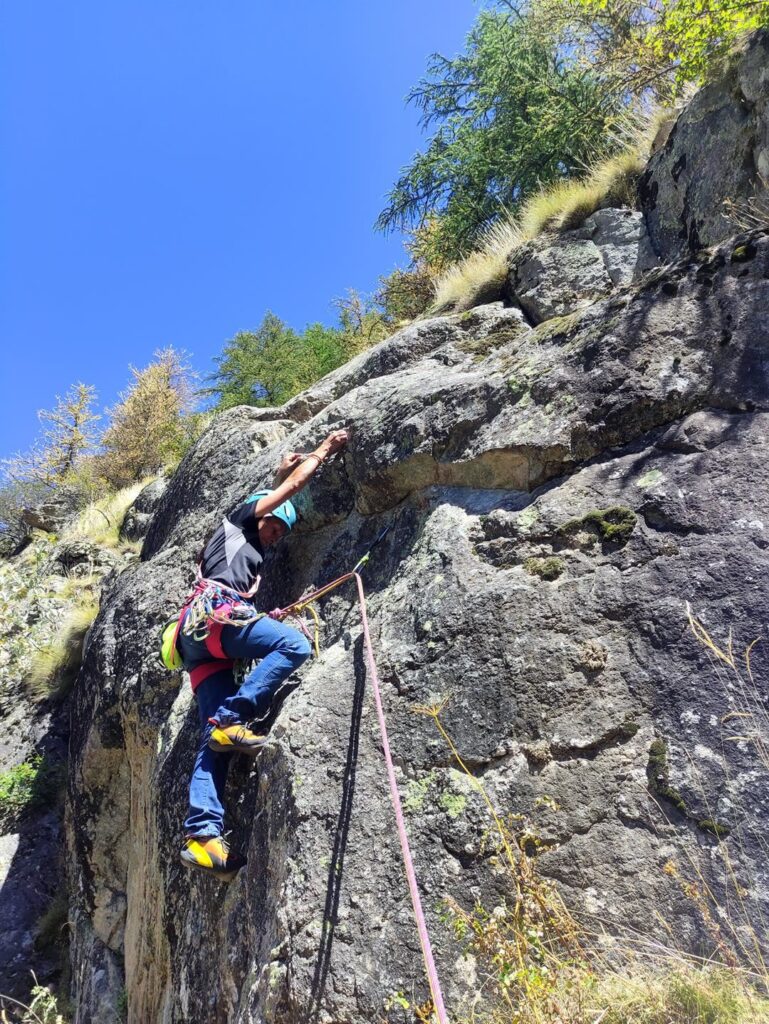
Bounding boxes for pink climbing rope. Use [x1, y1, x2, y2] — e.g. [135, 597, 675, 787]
[354, 572, 450, 1024]
[268, 563, 450, 1020]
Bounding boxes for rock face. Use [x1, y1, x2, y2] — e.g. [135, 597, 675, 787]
[506, 209, 658, 323]
[641, 29, 769, 260]
[119, 478, 169, 542]
[21, 486, 81, 534]
[0, 529, 129, 1004]
[66, 222, 769, 1022]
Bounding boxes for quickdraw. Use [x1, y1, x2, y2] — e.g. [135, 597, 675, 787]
[265, 525, 393, 655]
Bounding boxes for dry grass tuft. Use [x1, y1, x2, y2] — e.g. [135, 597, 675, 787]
[521, 148, 647, 237]
[723, 182, 769, 233]
[26, 599, 99, 699]
[580, 964, 769, 1024]
[432, 220, 526, 314]
[431, 114, 662, 315]
[61, 479, 153, 549]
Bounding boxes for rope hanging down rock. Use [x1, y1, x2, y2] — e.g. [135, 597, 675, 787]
[269, 533, 450, 1024]
[353, 570, 450, 1024]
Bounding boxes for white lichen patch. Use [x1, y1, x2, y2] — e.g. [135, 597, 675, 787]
[679, 709, 701, 727]
[693, 743, 722, 764]
[637, 469, 664, 489]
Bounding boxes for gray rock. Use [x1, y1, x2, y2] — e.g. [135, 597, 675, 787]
[508, 233, 613, 322]
[575, 208, 659, 285]
[0, 521, 30, 558]
[21, 486, 81, 534]
[46, 538, 120, 577]
[507, 210, 660, 324]
[119, 477, 169, 542]
[0, 814, 64, 999]
[447, 300, 530, 337]
[640, 29, 769, 260]
[64, 228, 769, 1022]
[282, 315, 470, 424]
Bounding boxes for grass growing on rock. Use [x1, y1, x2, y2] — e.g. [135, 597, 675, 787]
[61, 478, 153, 549]
[520, 149, 646, 237]
[26, 597, 99, 699]
[0, 755, 65, 825]
[431, 137, 651, 314]
[432, 219, 525, 314]
[410, 694, 769, 1024]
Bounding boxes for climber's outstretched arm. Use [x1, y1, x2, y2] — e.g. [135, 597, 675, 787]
[254, 429, 349, 518]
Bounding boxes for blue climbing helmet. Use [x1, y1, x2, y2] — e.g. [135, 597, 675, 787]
[247, 490, 297, 531]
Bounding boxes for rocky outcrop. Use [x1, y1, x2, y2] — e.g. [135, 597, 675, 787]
[46, 538, 121, 577]
[21, 487, 81, 534]
[65, 220, 769, 1023]
[506, 209, 658, 323]
[0, 519, 139, 1007]
[119, 478, 169, 543]
[641, 29, 769, 260]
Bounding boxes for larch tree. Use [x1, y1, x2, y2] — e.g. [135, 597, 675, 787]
[99, 348, 194, 488]
[4, 382, 101, 487]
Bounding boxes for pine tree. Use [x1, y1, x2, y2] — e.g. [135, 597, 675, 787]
[204, 312, 366, 411]
[376, 4, 631, 265]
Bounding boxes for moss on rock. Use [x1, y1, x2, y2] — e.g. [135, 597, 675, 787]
[731, 242, 757, 263]
[523, 556, 565, 581]
[698, 819, 731, 838]
[507, 376, 529, 402]
[560, 506, 637, 546]
[530, 310, 585, 345]
[647, 738, 687, 814]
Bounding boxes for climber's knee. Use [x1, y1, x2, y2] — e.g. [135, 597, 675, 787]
[280, 627, 311, 666]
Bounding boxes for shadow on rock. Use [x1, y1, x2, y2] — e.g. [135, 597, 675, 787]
[308, 634, 366, 1021]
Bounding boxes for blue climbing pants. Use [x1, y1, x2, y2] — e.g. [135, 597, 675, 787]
[178, 615, 311, 838]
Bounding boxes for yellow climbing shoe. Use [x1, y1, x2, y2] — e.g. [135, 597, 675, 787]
[207, 721, 267, 755]
[180, 835, 246, 881]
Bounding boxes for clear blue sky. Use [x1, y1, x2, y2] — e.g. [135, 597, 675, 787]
[0, 1, 479, 460]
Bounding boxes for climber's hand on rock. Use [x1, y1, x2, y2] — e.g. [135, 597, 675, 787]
[278, 452, 304, 475]
[273, 451, 305, 485]
[321, 429, 349, 457]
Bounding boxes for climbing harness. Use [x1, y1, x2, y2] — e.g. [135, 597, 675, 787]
[182, 575, 264, 639]
[161, 527, 394, 670]
[162, 525, 449, 1020]
[159, 572, 266, 671]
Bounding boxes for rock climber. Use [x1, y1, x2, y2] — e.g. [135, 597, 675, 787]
[176, 428, 349, 880]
